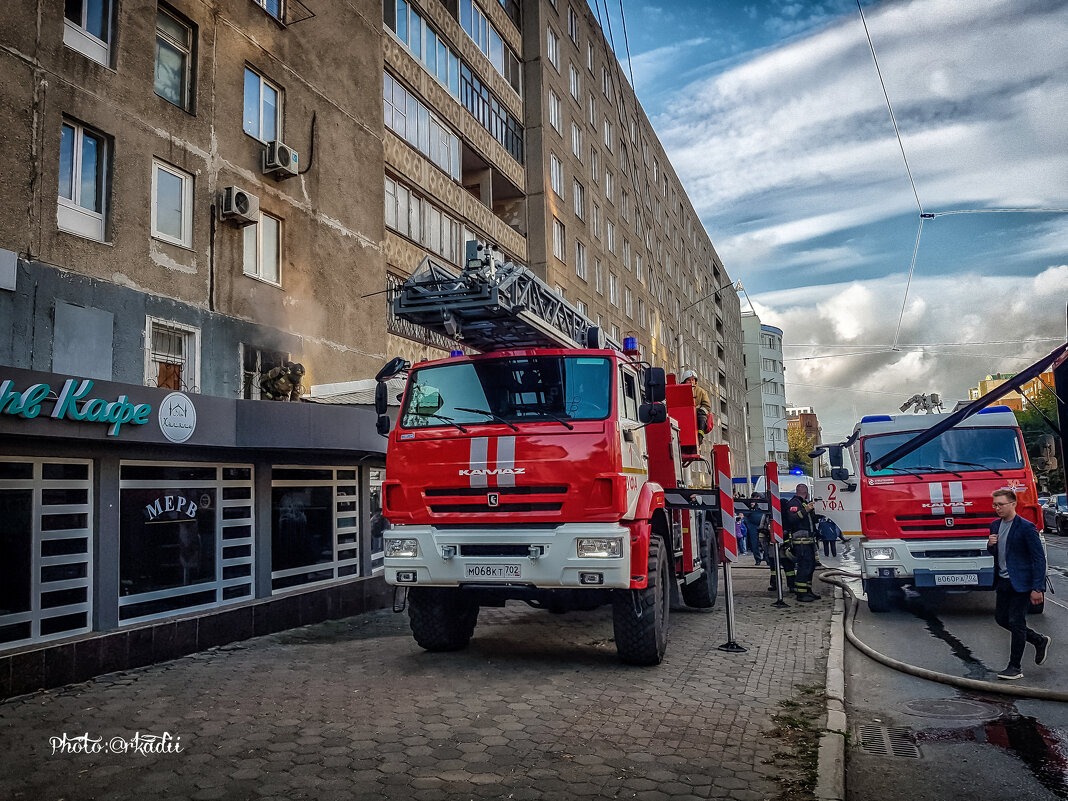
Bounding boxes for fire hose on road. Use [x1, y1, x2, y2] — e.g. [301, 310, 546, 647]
[817, 568, 1068, 702]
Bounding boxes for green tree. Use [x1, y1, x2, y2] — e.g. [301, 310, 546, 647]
[1014, 386, 1064, 494]
[787, 427, 815, 476]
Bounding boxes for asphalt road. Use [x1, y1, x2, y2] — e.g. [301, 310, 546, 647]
[834, 535, 1068, 801]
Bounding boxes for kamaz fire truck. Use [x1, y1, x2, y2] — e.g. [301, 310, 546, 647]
[373, 245, 734, 665]
[815, 407, 1042, 612]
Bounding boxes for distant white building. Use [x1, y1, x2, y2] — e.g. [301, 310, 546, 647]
[741, 313, 789, 484]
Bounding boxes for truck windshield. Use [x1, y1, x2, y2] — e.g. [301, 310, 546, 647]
[400, 355, 612, 429]
[863, 427, 1024, 476]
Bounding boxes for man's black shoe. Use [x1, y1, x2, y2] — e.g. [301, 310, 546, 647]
[801, 591, 821, 600]
[1036, 634, 1052, 666]
[796, 594, 817, 603]
[997, 666, 1024, 680]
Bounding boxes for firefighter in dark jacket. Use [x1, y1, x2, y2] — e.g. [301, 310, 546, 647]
[783, 483, 820, 602]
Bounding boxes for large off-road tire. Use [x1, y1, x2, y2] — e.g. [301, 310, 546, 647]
[407, 587, 479, 651]
[681, 520, 720, 609]
[866, 577, 895, 613]
[613, 536, 670, 665]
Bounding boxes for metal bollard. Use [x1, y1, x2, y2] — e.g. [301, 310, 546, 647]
[717, 562, 747, 653]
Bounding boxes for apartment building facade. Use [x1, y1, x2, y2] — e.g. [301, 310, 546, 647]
[741, 313, 789, 478]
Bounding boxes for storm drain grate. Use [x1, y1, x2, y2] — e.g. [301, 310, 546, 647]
[856, 724, 922, 759]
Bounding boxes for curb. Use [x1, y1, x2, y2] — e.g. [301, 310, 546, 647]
[816, 587, 846, 801]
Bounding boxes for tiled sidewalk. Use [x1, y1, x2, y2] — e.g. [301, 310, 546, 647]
[0, 569, 831, 801]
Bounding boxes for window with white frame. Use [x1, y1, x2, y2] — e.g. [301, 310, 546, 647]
[271, 466, 362, 592]
[594, 259, 603, 294]
[605, 169, 614, 201]
[146, 318, 200, 392]
[243, 212, 282, 284]
[383, 73, 461, 179]
[603, 118, 612, 150]
[590, 145, 599, 178]
[625, 287, 632, 317]
[575, 240, 587, 279]
[577, 300, 588, 316]
[609, 272, 619, 306]
[553, 218, 566, 262]
[638, 298, 646, 328]
[243, 67, 281, 142]
[242, 344, 289, 399]
[592, 203, 601, 237]
[151, 160, 193, 247]
[549, 89, 562, 133]
[252, 0, 284, 20]
[602, 66, 612, 98]
[550, 153, 563, 196]
[384, 177, 461, 265]
[635, 252, 644, 283]
[571, 122, 582, 158]
[622, 239, 631, 270]
[546, 26, 560, 69]
[567, 5, 578, 40]
[588, 94, 596, 126]
[155, 7, 194, 111]
[606, 220, 615, 253]
[63, 0, 112, 65]
[587, 41, 593, 71]
[57, 120, 108, 241]
[573, 180, 585, 219]
[569, 63, 580, 99]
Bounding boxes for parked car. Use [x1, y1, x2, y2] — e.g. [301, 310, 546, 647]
[1042, 493, 1068, 535]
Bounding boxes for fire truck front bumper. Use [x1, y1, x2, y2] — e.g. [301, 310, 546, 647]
[860, 537, 996, 587]
[383, 523, 633, 589]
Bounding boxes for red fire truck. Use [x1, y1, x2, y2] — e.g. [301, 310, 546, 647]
[374, 246, 734, 665]
[816, 407, 1042, 612]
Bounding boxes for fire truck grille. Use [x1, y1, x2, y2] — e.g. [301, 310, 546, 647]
[910, 549, 985, 559]
[895, 512, 992, 536]
[425, 486, 568, 496]
[460, 544, 532, 557]
[429, 502, 563, 513]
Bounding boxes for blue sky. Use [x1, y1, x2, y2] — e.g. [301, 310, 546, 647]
[594, 0, 1068, 439]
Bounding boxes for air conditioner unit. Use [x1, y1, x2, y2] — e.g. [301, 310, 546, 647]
[262, 140, 299, 178]
[219, 186, 260, 225]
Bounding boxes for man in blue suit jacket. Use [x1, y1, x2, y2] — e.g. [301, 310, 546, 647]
[987, 489, 1050, 680]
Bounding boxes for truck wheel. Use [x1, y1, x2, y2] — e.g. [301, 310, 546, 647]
[866, 578, 894, 613]
[681, 522, 719, 609]
[613, 536, 670, 665]
[407, 587, 479, 651]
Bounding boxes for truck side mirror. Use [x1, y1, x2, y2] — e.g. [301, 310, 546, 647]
[375, 356, 410, 382]
[638, 402, 667, 424]
[376, 415, 391, 437]
[830, 467, 850, 482]
[374, 382, 389, 416]
[643, 367, 666, 403]
[826, 444, 845, 468]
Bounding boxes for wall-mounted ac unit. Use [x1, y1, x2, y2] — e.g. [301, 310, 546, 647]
[262, 140, 299, 178]
[219, 186, 260, 225]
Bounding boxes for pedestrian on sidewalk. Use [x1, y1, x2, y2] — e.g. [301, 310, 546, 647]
[818, 516, 847, 558]
[987, 488, 1051, 680]
[735, 514, 748, 554]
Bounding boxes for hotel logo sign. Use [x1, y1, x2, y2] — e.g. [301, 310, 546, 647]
[159, 392, 197, 444]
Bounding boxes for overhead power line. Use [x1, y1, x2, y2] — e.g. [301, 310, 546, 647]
[782, 338, 1061, 347]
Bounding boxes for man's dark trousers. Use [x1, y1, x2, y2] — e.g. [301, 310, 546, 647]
[995, 579, 1043, 670]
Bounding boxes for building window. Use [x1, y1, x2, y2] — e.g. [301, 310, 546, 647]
[550, 153, 563, 196]
[243, 212, 282, 284]
[606, 220, 615, 253]
[635, 252, 643, 283]
[573, 180, 585, 219]
[546, 25, 559, 69]
[569, 63, 580, 99]
[385, 177, 461, 265]
[587, 41, 593, 71]
[605, 169, 614, 201]
[553, 218, 566, 262]
[567, 5, 578, 40]
[595, 259, 603, 294]
[252, 0, 284, 20]
[118, 462, 254, 624]
[459, 65, 524, 163]
[271, 466, 361, 592]
[384, 72, 461, 179]
[592, 203, 601, 237]
[638, 298, 646, 328]
[603, 118, 612, 150]
[609, 273, 619, 306]
[243, 67, 281, 142]
[549, 89, 562, 133]
[575, 240, 587, 279]
[577, 300, 588, 316]
[63, 0, 112, 65]
[459, 0, 521, 91]
[602, 66, 612, 98]
[388, 1, 462, 99]
[146, 318, 200, 392]
[57, 120, 108, 242]
[155, 7, 194, 110]
[622, 239, 631, 270]
[0, 458, 93, 650]
[588, 93, 596, 126]
[242, 345, 289, 399]
[571, 122, 582, 157]
[151, 160, 193, 247]
[621, 191, 630, 221]
[625, 287, 633, 317]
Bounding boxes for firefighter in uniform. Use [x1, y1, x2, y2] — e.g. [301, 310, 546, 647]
[783, 483, 820, 602]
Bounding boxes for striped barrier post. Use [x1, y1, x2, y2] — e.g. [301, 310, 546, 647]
[766, 462, 789, 608]
[714, 445, 745, 653]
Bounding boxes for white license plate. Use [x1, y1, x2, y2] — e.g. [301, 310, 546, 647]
[934, 573, 978, 586]
[464, 563, 522, 580]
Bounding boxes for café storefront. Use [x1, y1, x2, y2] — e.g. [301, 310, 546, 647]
[0, 367, 388, 698]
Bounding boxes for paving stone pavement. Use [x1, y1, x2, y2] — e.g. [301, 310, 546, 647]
[0, 568, 831, 801]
